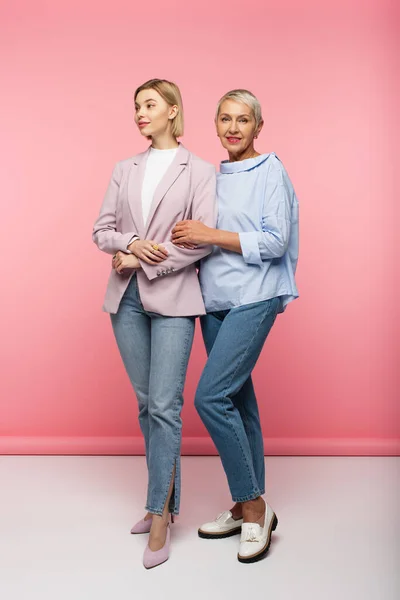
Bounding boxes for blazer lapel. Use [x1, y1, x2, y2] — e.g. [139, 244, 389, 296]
[127, 148, 150, 238]
[144, 144, 190, 237]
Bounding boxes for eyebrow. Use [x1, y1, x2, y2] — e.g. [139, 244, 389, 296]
[135, 98, 158, 106]
[219, 112, 252, 118]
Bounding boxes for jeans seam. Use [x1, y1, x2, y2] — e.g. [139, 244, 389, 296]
[231, 395, 258, 494]
[155, 319, 194, 516]
[217, 382, 256, 494]
[238, 396, 256, 477]
[237, 384, 264, 491]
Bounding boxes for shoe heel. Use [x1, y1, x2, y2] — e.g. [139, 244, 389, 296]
[272, 514, 278, 531]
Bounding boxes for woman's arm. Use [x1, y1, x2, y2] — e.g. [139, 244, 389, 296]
[112, 252, 141, 274]
[172, 222, 242, 253]
[139, 164, 217, 280]
[92, 163, 139, 255]
[238, 161, 292, 264]
[172, 159, 292, 265]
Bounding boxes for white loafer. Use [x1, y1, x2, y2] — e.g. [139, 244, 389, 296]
[238, 503, 278, 563]
[198, 510, 243, 539]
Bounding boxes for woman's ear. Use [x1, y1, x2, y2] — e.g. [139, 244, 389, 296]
[169, 105, 178, 120]
[255, 119, 264, 140]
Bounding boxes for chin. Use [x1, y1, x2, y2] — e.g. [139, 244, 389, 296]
[227, 146, 241, 154]
[221, 141, 233, 152]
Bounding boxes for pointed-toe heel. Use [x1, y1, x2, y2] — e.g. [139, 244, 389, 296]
[131, 512, 175, 535]
[143, 524, 171, 569]
[130, 517, 153, 535]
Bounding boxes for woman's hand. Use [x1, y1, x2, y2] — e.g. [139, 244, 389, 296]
[171, 220, 214, 247]
[112, 252, 141, 274]
[127, 239, 168, 264]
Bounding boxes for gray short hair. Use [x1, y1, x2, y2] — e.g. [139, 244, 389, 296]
[215, 89, 263, 128]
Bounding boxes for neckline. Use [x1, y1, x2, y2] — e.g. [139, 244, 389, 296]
[150, 145, 179, 153]
[220, 153, 273, 173]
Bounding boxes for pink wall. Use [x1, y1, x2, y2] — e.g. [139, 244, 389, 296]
[0, 0, 399, 455]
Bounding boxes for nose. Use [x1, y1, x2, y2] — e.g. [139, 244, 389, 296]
[228, 121, 239, 134]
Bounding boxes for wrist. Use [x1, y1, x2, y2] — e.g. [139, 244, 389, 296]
[127, 239, 139, 253]
[209, 228, 221, 245]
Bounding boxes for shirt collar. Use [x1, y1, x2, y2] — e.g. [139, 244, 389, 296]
[220, 153, 272, 174]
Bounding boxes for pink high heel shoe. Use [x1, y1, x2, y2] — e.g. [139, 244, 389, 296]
[143, 522, 171, 569]
[130, 513, 174, 535]
[130, 516, 153, 535]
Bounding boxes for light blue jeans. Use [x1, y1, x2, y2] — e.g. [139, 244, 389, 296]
[195, 297, 280, 503]
[111, 275, 195, 515]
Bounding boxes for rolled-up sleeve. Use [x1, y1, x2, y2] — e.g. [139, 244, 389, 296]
[239, 232, 263, 265]
[239, 160, 292, 264]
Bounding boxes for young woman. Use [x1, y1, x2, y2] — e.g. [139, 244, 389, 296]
[171, 89, 299, 563]
[93, 79, 216, 569]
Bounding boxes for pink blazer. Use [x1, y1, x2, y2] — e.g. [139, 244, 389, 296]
[93, 144, 217, 316]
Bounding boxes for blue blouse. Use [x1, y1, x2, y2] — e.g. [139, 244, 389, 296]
[199, 153, 299, 313]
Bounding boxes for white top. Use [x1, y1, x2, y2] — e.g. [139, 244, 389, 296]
[141, 147, 178, 225]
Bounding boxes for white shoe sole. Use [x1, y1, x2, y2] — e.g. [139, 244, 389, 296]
[198, 525, 242, 539]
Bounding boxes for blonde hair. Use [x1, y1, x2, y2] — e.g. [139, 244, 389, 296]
[134, 79, 184, 139]
[216, 89, 263, 128]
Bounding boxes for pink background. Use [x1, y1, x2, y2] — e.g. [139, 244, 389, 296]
[0, 0, 398, 455]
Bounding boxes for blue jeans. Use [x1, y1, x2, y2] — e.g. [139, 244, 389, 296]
[195, 297, 280, 503]
[111, 276, 195, 515]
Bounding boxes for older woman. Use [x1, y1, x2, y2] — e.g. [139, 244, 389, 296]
[171, 89, 299, 563]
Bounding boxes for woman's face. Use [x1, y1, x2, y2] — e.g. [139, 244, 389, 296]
[134, 89, 177, 138]
[216, 99, 261, 156]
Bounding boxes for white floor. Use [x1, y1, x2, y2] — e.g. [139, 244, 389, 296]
[0, 456, 399, 600]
